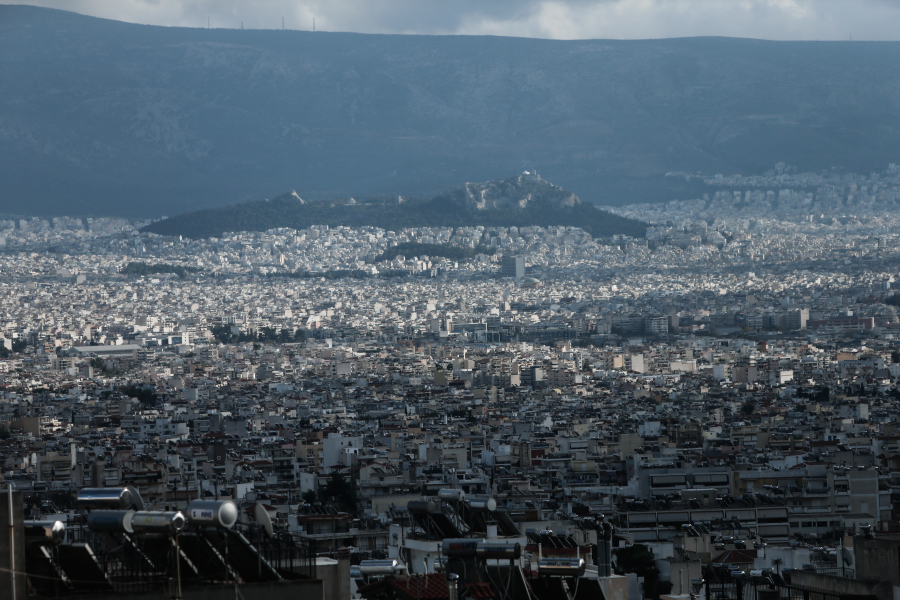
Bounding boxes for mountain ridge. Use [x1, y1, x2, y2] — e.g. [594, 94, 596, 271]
[4, 6, 900, 217]
[141, 174, 646, 239]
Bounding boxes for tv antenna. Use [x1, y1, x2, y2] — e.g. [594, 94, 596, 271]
[207, 16, 210, 29]
[282, 16, 284, 30]
[313, 18, 316, 32]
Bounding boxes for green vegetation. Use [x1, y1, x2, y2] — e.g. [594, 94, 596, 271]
[318, 471, 358, 516]
[266, 268, 416, 280]
[0, 338, 28, 357]
[121, 262, 201, 278]
[614, 544, 672, 599]
[374, 242, 492, 263]
[121, 385, 158, 406]
[267, 269, 372, 280]
[142, 191, 647, 240]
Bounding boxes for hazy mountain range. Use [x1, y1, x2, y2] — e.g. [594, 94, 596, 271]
[3, 5, 900, 218]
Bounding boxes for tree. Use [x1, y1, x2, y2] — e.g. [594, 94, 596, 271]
[614, 544, 670, 599]
[318, 471, 358, 516]
[211, 325, 237, 344]
[302, 490, 317, 504]
[772, 557, 784, 575]
[122, 385, 158, 406]
[740, 402, 755, 416]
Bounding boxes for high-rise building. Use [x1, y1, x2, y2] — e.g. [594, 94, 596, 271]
[501, 254, 525, 280]
[643, 315, 669, 336]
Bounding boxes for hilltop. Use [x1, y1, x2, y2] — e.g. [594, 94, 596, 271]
[141, 174, 646, 239]
[4, 6, 900, 216]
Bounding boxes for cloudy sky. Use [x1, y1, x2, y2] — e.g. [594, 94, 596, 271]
[4, 0, 900, 40]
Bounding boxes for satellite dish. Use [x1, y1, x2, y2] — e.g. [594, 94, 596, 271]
[841, 547, 854, 567]
[255, 503, 274, 539]
[126, 486, 145, 511]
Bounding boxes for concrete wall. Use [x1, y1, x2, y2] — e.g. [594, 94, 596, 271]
[0, 490, 26, 600]
[63, 579, 324, 600]
[791, 571, 892, 600]
[598, 574, 629, 600]
[317, 555, 350, 600]
[854, 535, 900, 587]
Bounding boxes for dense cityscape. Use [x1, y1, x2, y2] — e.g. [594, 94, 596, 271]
[2, 165, 900, 600]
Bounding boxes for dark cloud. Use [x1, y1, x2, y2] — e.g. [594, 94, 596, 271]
[3, 0, 900, 40]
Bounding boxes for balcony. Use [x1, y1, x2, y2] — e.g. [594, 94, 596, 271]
[788, 506, 831, 514]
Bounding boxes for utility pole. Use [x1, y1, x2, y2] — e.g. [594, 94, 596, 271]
[8, 483, 15, 600]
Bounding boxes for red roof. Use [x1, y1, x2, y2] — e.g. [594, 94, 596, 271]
[358, 575, 496, 600]
[711, 549, 757, 565]
[465, 583, 495, 599]
[389, 575, 453, 600]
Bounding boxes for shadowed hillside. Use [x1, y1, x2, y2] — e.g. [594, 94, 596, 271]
[3, 6, 900, 217]
[142, 174, 647, 239]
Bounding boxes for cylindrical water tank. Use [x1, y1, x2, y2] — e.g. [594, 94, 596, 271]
[442, 538, 485, 557]
[467, 498, 497, 512]
[539, 558, 585, 577]
[186, 500, 238, 529]
[76, 488, 134, 510]
[24, 520, 65, 545]
[438, 489, 465, 502]
[407, 500, 438, 514]
[125, 486, 145, 510]
[87, 510, 135, 534]
[131, 511, 186, 534]
[476, 542, 521, 560]
[358, 559, 399, 576]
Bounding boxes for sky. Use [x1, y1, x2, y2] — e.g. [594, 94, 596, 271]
[3, 0, 900, 41]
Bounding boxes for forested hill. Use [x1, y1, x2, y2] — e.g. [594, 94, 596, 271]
[141, 175, 647, 239]
[5, 6, 900, 217]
